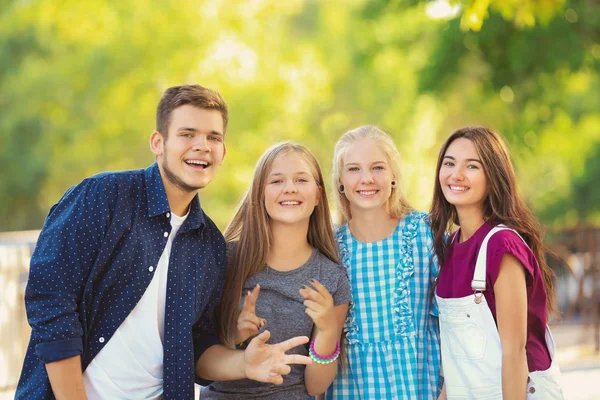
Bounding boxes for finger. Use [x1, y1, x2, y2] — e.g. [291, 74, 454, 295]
[276, 335, 309, 352]
[302, 300, 323, 313]
[269, 374, 283, 385]
[304, 308, 318, 321]
[309, 279, 333, 300]
[299, 284, 323, 303]
[238, 322, 260, 336]
[281, 354, 313, 365]
[252, 330, 271, 345]
[270, 364, 292, 376]
[241, 284, 260, 313]
[239, 311, 263, 329]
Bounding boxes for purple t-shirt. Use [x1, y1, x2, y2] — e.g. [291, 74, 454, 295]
[436, 222, 551, 372]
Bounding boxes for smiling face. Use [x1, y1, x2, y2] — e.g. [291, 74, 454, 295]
[339, 138, 395, 216]
[264, 151, 321, 229]
[151, 105, 226, 194]
[439, 137, 487, 214]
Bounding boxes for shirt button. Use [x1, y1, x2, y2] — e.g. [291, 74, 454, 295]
[166, 212, 170, 218]
[164, 231, 169, 237]
[529, 387, 535, 394]
[149, 266, 154, 272]
[99, 337, 105, 343]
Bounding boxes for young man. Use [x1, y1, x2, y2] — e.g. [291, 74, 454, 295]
[16, 84, 310, 400]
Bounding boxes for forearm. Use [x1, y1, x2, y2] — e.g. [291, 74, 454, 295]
[501, 349, 528, 400]
[45, 355, 87, 400]
[195, 344, 246, 381]
[304, 330, 339, 396]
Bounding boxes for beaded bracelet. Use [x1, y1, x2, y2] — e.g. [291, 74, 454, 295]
[308, 338, 340, 364]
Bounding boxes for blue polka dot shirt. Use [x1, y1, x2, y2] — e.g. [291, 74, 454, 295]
[16, 163, 226, 400]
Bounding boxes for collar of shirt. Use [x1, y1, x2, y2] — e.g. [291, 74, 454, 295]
[144, 163, 206, 234]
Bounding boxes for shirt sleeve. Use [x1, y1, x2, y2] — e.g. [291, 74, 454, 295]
[332, 266, 352, 306]
[193, 237, 226, 386]
[486, 230, 537, 288]
[26, 177, 114, 363]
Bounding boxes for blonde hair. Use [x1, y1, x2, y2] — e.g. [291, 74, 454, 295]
[331, 125, 413, 224]
[216, 141, 339, 345]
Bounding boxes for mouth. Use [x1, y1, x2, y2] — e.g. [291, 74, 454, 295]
[185, 159, 210, 170]
[448, 185, 469, 193]
[357, 190, 378, 197]
[279, 200, 302, 207]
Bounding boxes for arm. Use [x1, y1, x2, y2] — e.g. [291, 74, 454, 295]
[45, 356, 88, 400]
[196, 330, 312, 384]
[301, 280, 349, 396]
[494, 253, 528, 400]
[25, 179, 112, 397]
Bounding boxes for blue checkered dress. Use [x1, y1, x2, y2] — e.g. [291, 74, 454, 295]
[325, 211, 441, 399]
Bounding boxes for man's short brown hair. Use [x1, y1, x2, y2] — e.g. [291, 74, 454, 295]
[156, 84, 228, 137]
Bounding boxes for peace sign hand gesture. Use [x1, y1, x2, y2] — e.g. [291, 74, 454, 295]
[299, 279, 336, 335]
[236, 284, 266, 345]
[244, 331, 312, 385]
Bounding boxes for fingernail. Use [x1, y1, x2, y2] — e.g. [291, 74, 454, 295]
[310, 279, 316, 282]
[301, 284, 306, 289]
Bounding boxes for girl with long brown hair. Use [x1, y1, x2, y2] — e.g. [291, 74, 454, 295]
[430, 127, 564, 399]
[202, 142, 350, 399]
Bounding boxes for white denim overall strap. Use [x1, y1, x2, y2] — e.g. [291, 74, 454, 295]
[438, 225, 565, 399]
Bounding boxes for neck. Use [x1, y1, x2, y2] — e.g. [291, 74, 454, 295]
[348, 207, 399, 242]
[456, 206, 485, 243]
[267, 221, 312, 271]
[158, 166, 197, 217]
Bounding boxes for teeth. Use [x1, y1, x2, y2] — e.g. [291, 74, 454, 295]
[450, 185, 467, 191]
[281, 201, 300, 205]
[359, 190, 377, 195]
[187, 160, 208, 166]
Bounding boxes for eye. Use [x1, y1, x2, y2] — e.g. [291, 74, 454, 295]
[208, 135, 222, 142]
[373, 165, 384, 170]
[296, 177, 309, 183]
[348, 167, 359, 172]
[467, 164, 480, 169]
[180, 132, 193, 138]
[269, 179, 282, 184]
[442, 161, 454, 167]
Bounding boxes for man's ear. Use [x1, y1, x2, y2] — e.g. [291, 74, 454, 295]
[150, 131, 164, 157]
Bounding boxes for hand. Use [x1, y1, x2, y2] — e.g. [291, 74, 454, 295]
[244, 330, 312, 384]
[236, 284, 266, 344]
[299, 280, 336, 334]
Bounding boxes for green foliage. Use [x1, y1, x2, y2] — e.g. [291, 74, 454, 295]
[0, 0, 598, 231]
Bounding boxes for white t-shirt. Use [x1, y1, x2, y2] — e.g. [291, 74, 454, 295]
[83, 211, 187, 399]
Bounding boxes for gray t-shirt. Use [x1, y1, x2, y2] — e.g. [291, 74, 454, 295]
[202, 247, 351, 399]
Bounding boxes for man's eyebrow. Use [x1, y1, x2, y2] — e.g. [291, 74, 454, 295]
[177, 127, 224, 136]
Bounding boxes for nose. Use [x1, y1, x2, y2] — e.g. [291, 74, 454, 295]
[451, 166, 465, 181]
[283, 180, 298, 193]
[361, 170, 374, 184]
[192, 135, 211, 152]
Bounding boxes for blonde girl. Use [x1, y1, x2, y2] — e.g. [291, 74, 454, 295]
[326, 126, 441, 399]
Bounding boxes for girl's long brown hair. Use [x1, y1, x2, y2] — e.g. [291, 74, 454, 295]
[429, 127, 558, 316]
[216, 142, 339, 345]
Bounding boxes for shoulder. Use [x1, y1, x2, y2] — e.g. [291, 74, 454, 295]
[201, 213, 226, 249]
[487, 227, 532, 258]
[485, 226, 537, 283]
[67, 168, 145, 202]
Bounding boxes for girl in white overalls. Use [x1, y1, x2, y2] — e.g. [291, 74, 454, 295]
[429, 127, 565, 399]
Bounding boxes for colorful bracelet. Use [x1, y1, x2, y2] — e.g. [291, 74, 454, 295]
[308, 338, 340, 364]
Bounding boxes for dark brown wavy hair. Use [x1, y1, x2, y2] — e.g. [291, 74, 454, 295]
[429, 127, 557, 316]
